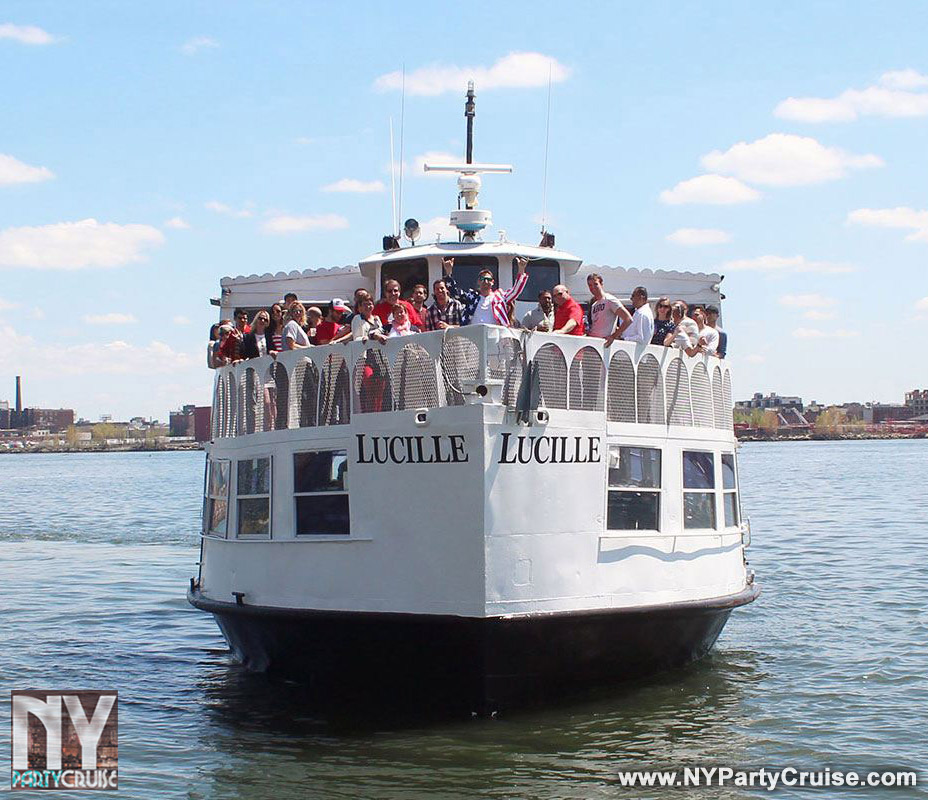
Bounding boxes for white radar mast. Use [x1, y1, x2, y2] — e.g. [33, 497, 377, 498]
[423, 81, 512, 241]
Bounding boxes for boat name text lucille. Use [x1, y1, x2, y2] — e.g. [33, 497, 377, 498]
[354, 433, 601, 465]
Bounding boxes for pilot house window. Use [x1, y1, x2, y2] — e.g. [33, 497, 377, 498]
[294, 450, 350, 535]
[237, 457, 271, 536]
[721, 453, 740, 528]
[204, 459, 230, 537]
[683, 451, 716, 530]
[606, 446, 661, 531]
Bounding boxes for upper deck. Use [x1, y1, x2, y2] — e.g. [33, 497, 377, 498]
[208, 325, 734, 443]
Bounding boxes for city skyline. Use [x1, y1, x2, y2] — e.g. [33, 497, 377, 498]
[1, 3, 926, 420]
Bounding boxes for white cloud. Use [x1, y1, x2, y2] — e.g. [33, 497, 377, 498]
[701, 134, 882, 187]
[262, 214, 349, 234]
[915, 297, 928, 318]
[374, 52, 570, 96]
[172, 315, 191, 325]
[205, 200, 253, 218]
[83, 313, 138, 325]
[0, 23, 58, 45]
[412, 151, 462, 178]
[29, 307, 45, 320]
[803, 310, 837, 321]
[666, 227, 731, 246]
[775, 70, 928, 122]
[0, 219, 165, 270]
[181, 36, 218, 55]
[743, 354, 766, 364]
[0, 296, 18, 310]
[779, 293, 839, 308]
[847, 206, 928, 243]
[792, 328, 859, 340]
[659, 174, 760, 205]
[164, 216, 190, 229]
[321, 178, 385, 194]
[0, 153, 54, 185]
[417, 216, 459, 243]
[722, 255, 854, 274]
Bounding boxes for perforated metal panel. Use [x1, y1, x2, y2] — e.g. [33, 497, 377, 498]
[712, 365, 725, 429]
[534, 343, 568, 409]
[291, 360, 319, 428]
[212, 378, 223, 439]
[226, 372, 236, 438]
[264, 362, 289, 430]
[393, 343, 440, 410]
[665, 357, 693, 426]
[498, 338, 525, 407]
[636, 354, 665, 424]
[691, 362, 714, 428]
[440, 334, 480, 406]
[568, 347, 604, 411]
[353, 349, 394, 413]
[606, 351, 636, 423]
[320, 353, 351, 425]
[722, 369, 734, 430]
[240, 368, 261, 434]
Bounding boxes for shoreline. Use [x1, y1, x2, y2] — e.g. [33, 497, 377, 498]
[736, 432, 925, 443]
[0, 442, 203, 455]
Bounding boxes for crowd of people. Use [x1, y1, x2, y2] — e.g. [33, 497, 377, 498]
[208, 257, 726, 368]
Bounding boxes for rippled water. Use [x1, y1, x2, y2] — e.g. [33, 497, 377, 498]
[1, 443, 925, 798]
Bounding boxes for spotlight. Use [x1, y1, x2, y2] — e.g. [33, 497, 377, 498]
[404, 218, 420, 243]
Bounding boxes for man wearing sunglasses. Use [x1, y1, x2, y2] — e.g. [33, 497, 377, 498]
[442, 256, 529, 326]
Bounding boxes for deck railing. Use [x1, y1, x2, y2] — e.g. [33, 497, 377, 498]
[209, 326, 734, 439]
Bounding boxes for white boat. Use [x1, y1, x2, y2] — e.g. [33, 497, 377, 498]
[188, 86, 758, 712]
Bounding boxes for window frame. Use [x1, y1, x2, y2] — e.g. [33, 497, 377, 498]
[682, 449, 718, 531]
[235, 455, 273, 538]
[605, 444, 662, 533]
[449, 255, 500, 291]
[511, 257, 560, 300]
[721, 451, 741, 529]
[293, 449, 351, 537]
[203, 458, 231, 538]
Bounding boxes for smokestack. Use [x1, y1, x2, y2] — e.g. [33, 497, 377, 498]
[15, 375, 22, 413]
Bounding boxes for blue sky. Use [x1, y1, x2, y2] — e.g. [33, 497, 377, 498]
[1, 1, 926, 420]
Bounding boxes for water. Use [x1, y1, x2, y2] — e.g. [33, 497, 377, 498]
[1, 443, 925, 798]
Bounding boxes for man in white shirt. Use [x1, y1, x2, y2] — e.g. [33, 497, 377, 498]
[705, 304, 725, 357]
[521, 290, 555, 331]
[606, 286, 654, 345]
[586, 273, 623, 338]
[696, 307, 720, 355]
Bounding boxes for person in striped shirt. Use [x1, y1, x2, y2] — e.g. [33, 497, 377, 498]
[442, 256, 529, 327]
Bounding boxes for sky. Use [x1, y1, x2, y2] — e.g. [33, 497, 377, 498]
[1, 1, 926, 421]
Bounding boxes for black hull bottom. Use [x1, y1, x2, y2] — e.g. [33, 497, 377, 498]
[189, 586, 759, 713]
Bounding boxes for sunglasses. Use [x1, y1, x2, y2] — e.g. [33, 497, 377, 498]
[658, 303, 671, 309]
[478, 276, 494, 282]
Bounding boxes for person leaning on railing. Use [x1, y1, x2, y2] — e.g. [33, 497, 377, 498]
[442, 255, 529, 326]
[351, 296, 387, 343]
[664, 301, 702, 356]
[651, 297, 674, 345]
[240, 310, 278, 359]
[423, 279, 463, 330]
[283, 303, 312, 350]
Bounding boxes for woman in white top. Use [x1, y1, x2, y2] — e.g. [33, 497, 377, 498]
[386, 303, 419, 338]
[665, 301, 701, 356]
[283, 303, 311, 350]
[351, 297, 387, 343]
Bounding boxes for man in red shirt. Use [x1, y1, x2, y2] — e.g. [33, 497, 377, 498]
[313, 299, 352, 344]
[551, 285, 585, 335]
[374, 279, 424, 328]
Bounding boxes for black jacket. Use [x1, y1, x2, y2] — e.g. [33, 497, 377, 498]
[240, 331, 275, 359]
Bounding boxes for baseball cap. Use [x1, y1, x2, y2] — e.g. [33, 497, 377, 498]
[705, 305, 720, 315]
[331, 298, 351, 313]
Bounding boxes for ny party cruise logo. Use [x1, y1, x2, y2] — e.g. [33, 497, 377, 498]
[11, 690, 118, 790]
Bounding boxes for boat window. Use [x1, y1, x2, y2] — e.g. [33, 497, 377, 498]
[512, 257, 559, 299]
[683, 451, 716, 529]
[203, 459, 230, 537]
[294, 450, 350, 535]
[606, 445, 661, 531]
[721, 452, 740, 528]
[237, 457, 271, 537]
[449, 255, 499, 291]
[382, 258, 429, 299]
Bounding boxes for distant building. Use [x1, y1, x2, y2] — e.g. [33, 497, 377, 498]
[735, 392, 803, 411]
[3, 376, 74, 432]
[170, 404, 212, 442]
[905, 389, 928, 416]
[863, 404, 914, 424]
[0, 399, 9, 429]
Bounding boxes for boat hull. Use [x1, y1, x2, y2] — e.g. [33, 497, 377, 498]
[188, 585, 759, 713]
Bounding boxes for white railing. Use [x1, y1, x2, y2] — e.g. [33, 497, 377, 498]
[209, 327, 734, 439]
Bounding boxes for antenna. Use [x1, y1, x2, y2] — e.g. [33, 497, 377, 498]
[540, 62, 553, 234]
[397, 65, 406, 236]
[389, 118, 397, 236]
[465, 80, 475, 164]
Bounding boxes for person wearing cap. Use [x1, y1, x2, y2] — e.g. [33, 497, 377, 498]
[705, 304, 726, 357]
[313, 299, 352, 345]
[374, 279, 424, 329]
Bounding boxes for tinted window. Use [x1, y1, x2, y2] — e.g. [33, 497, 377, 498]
[382, 258, 429, 298]
[608, 446, 661, 488]
[512, 258, 559, 298]
[683, 451, 715, 489]
[607, 492, 660, 531]
[238, 497, 270, 536]
[684, 493, 716, 529]
[724, 493, 739, 527]
[294, 451, 347, 493]
[209, 460, 230, 496]
[721, 453, 736, 489]
[450, 255, 499, 291]
[238, 458, 270, 495]
[296, 495, 350, 536]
